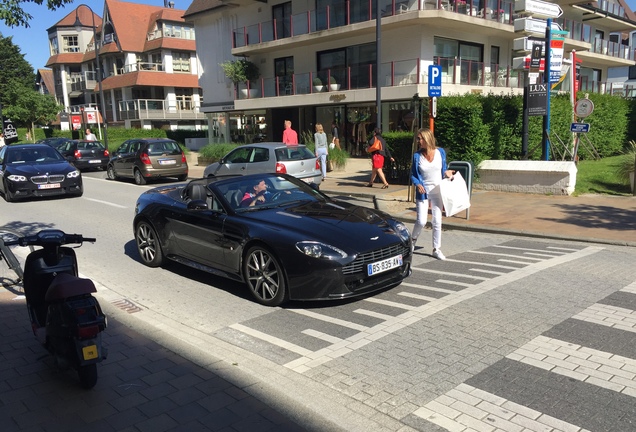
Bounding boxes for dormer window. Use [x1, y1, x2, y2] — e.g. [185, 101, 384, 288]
[63, 35, 79, 53]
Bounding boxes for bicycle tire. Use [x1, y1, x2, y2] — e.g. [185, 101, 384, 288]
[0, 228, 34, 288]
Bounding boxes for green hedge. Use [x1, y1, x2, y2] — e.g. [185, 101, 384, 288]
[383, 92, 633, 183]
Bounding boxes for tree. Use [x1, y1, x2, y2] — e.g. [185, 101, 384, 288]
[0, 34, 35, 104]
[3, 90, 62, 140]
[221, 59, 260, 88]
[0, 0, 74, 28]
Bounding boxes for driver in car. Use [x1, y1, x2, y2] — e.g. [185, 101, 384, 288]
[240, 179, 270, 207]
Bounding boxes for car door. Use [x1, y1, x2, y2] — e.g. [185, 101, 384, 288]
[112, 140, 137, 177]
[169, 188, 231, 271]
[208, 146, 253, 176]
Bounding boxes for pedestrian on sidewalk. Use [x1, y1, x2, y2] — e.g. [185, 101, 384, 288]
[314, 123, 329, 180]
[85, 128, 97, 141]
[410, 128, 454, 260]
[282, 120, 298, 145]
[365, 128, 394, 189]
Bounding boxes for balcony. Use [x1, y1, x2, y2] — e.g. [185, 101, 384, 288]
[118, 99, 205, 121]
[232, 0, 517, 49]
[69, 71, 97, 93]
[234, 57, 525, 102]
[120, 62, 165, 74]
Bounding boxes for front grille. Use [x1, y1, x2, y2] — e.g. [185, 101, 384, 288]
[342, 243, 409, 275]
[31, 174, 66, 184]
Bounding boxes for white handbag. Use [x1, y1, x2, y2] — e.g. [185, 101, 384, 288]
[439, 171, 471, 217]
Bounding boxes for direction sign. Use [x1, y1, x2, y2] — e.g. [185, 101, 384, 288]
[515, 0, 563, 19]
[570, 123, 590, 133]
[428, 65, 442, 97]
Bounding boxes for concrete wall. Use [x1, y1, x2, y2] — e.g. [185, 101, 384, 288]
[475, 160, 577, 195]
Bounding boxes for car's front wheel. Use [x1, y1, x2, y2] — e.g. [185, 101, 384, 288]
[2, 179, 14, 202]
[135, 221, 163, 267]
[243, 246, 286, 306]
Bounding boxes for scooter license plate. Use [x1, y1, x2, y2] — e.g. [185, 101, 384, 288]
[82, 345, 98, 360]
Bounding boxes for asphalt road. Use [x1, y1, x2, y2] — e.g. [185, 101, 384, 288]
[3, 172, 636, 431]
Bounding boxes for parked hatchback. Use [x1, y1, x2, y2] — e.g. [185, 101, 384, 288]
[107, 138, 188, 185]
[55, 140, 110, 171]
[203, 143, 322, 185]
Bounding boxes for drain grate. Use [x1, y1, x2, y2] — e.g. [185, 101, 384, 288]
[111, 298, 142, 314]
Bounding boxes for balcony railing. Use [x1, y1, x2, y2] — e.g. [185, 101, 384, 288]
[232, 0, 518, 47]
[120, 62, 165, 74]
[235, 57, 526, 100]
[69, 71, 97, 92]
[118, 99, 205, 121]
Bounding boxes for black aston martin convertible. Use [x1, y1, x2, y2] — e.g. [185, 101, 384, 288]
[133, 173, 412, 306]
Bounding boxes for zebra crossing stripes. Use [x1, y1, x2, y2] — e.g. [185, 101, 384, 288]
[412, 383, 590, 432]
[507, 335, 636, 397]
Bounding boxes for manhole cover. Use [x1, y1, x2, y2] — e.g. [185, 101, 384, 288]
[111, 298, 142, 314]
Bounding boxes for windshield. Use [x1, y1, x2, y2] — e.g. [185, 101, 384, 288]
[216, 175, 323, 212]
[7, 147, 65, 164]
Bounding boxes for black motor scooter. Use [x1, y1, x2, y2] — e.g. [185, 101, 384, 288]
[11, 229, 107, 389]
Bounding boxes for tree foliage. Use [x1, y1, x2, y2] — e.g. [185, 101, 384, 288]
[0, 0, 74, 28]
[0, 34, 61, 136]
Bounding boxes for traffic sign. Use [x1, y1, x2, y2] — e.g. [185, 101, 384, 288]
[515, 0, 563, 19]
[574, 98, 594, 118]
[428, 65, 442, 97]
[570, 123, 590, 133]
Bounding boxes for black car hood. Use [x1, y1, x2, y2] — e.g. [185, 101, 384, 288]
[244, 200, 404, 249]
[8, 161, 73, 175]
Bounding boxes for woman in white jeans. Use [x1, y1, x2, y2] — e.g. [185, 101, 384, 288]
[314, 123, 329, 180]
[410, 128, 454, 260]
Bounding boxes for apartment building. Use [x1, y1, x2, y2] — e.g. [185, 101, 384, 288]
[184, 0, 636, 153]
[45, 0, 204, 131]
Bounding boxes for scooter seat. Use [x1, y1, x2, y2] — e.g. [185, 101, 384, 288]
[45, 273, 97, 302]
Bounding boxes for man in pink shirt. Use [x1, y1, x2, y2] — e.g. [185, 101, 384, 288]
[282, 120, 298, 145]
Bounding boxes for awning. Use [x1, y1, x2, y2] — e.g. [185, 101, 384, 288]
[68, 90, 83, 97]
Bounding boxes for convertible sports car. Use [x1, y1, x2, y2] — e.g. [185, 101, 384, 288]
[133, 173, 412, 306]
[0, 144, 83, 202]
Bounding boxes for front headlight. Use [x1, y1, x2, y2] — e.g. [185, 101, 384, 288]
[296, 241, 348, 260]
[67, 170, 81, 178]
[7, 174, 27, 182]
[392, 221, 411, 242]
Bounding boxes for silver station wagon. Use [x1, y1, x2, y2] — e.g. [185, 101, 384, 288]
[203, 143, 322, 186]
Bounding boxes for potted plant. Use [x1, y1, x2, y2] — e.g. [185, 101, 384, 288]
[456, 0, 467, 14]
[221, 58, 261, 97]
[618, 140, 636, 195]
[313, 77, 324, 92]
[329, 75, 341, 91]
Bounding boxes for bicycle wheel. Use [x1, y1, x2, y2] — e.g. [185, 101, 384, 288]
[0, 228, 33, 288]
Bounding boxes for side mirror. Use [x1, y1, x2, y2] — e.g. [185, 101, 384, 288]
[187, 200, 208, 211]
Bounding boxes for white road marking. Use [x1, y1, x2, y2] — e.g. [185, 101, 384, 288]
[83, 198, 127, 208]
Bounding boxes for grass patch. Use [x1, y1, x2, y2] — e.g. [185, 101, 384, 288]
[574, 155, 632, 196]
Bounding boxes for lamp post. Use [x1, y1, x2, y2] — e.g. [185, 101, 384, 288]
[74, 4, 109, 152]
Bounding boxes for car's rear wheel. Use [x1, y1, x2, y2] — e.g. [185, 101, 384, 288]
[106, 165, 118, 180]
[135, 221, 163, 267]
[243, 246, 286, 306]
[177, 174, 188, 182]
[134, 169, 146, 185]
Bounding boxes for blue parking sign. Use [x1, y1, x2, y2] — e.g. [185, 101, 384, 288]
[428, 65, 442, 97]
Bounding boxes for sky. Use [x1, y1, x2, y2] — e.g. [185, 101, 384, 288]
[0, 0, 173, 71]
[1, 0, 636, 72]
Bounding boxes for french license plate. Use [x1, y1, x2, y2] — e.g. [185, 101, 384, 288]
[301, 177, 315, 184]
[89, 159, 101, 164]
[38, 183, 61, 190]
[159, 159, 176, 165]
[367, 254, 403, 276]
[82, 345, 98, 360]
